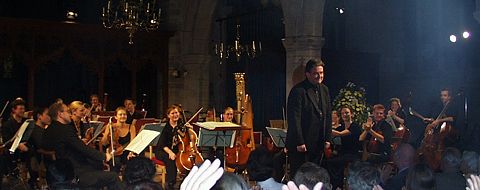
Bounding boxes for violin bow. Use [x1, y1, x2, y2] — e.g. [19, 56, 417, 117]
[108, 117, 115, 166]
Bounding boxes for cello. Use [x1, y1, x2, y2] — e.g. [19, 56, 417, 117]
[225, 73, 255, 171]
[175, 108, 204, 174]
[417, 101, 456, 171]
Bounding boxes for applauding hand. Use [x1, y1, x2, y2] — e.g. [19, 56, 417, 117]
[180, 159, 224, 190]
[282, 181, 323, 190]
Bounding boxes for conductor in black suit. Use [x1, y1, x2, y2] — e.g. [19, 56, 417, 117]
[42, 102, 123, 189]
[286, 59, 332, 176]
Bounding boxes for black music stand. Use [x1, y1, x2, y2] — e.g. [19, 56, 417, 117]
[265, 127, 286, 148]
[87, 121, 105, 139]
[198, 128, 235, 169]
[8, 119, 35, 153]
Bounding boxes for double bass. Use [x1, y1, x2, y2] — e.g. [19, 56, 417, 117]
[175, 108, 204, 174]
[225, 73, 255, 170]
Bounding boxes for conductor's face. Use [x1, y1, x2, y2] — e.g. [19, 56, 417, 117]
[306, 66, 324, 85]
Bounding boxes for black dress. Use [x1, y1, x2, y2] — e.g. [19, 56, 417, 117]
[155, 122, 179, 188]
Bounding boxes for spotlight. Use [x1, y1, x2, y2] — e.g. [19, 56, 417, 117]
[339, 8, 345, 14]
[66, 11, 78, 20]
[463, 31, 470, 39]
[449, 35, 457, 43]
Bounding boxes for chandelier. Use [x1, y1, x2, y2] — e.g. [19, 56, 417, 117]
[214, 24, 262, 64]
[101, 0, 161, 45]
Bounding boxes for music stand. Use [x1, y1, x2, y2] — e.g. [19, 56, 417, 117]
[195, 122, 240, 169]
[87, 121, 105, 139]
[9, 119, 35, 153]
[141, 123, 166, 146]
[265, 127, 287, 148]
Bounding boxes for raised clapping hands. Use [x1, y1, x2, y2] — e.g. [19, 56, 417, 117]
[180, 159, 224, 190]
[282, 181, 323, 190]
[467, 175, 480, 190]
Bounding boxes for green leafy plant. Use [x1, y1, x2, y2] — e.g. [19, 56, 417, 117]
[333, 82, 370, 124]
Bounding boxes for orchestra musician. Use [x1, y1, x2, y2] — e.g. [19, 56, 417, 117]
[69, 101, 89, 142]
[155, 105, 183, 189]
[26, 107, 51, 188]
[100, 107, 137, 172]
[124, 98, 143, 124]
[387, 98, 406, 129]
[359, 104, 393, 163]
[424, 88, 458, 147]
[286, 59, 332, 176]
[326, 106, 361, 189]
[90, 94, 103, 112]
[42, 102, 123, 189]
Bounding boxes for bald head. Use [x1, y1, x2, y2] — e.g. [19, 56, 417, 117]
[393, 143, 415, 169]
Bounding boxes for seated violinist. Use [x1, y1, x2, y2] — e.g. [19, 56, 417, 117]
[101, 107, 137, 172]
[69, 101, 89, 142]
[359, 104, 393, 163]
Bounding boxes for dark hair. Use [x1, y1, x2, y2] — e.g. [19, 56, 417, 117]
[48, 102, 65, 121]
[294, 162, 331, 190]
[441, 88, 450, 93]
[125, 98, 136, 105]
[405, 163, 435, 190]
[90, 94, 99, 99]
[33, 107, 48, 121]
[373, 104, 385, 111]
[441, 147, 462, 170]
[304, 59, 325, 73]
[347, 161, 380, 190]
[124, 157, 156, 185]
[211, 172, 248, 190]
[126, 181, 163, 190]
[247, 146, 274, 181]
[389, 98, 401, 106]
[461, 151, 479, 175]
[11, 99, 26, 110]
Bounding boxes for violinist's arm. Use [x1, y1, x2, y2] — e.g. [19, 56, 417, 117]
[100, 126, 110, 145]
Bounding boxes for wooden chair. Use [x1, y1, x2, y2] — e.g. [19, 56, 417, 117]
[148, 146, 166, 188]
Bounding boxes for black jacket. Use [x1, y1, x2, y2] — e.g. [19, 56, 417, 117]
[286, 79, 332, 154]
[42, 120, 105, 169]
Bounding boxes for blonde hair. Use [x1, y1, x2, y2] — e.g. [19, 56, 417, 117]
[69, 101, 85, 113]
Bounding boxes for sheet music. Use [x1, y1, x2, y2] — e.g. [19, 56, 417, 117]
[125, 129, 160, 154]
[9, 119, 34, 153]
[194, 122, 240, 130]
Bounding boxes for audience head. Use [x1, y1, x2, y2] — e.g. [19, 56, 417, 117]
[124, 157, 156, 185]
[461, 151, 479, 176]
[247, 146, 274, 181]
[126, 181, 163, 190]
[33, 107, 51, 126]
[294, 162, 332, 190]
[304, 59, 325, 85]
[393, 143, 415, 169]
[347, 161, 380, 190]
[441, 147, 462, 172]
[11, 98, 26, 117]
[211, 172, 248, 190]
[49, 102, 71, 124]
[404, 163, 435, 190]
[69, 101, 86, 119]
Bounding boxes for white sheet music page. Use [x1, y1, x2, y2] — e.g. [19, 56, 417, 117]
[194, 122, 240, 130]
[125, 129, 160, 154]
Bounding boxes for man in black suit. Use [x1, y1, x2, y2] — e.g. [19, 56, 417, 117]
[42, 102, 123, 189]
[286, 59, 332, 176]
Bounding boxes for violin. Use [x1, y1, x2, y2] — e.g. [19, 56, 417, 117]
[175, 108, 204, 174]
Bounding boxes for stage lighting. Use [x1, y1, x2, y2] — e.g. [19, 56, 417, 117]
[463, 31, 470, 39]
[449, 35, 457, 43]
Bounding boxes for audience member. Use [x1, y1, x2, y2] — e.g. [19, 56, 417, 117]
[347, 161, 381, 190]
[404, 163, 435, 190]
[180, 159, 224, 190]
[124, 157, 156, 185]
[126, 181, 163, 190]
[461, 151, 479, 177]
[294, 162, 332, 190]
[211, 172, 249, 190]
[247, 146, 283, 190]
[282, 181, 323, 190]
[435, 147, 465, 190]
[382, 143, 415, 190]
[47, 159, 79, 190]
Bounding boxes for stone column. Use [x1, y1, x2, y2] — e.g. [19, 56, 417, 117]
[281, 0, 326, 99]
